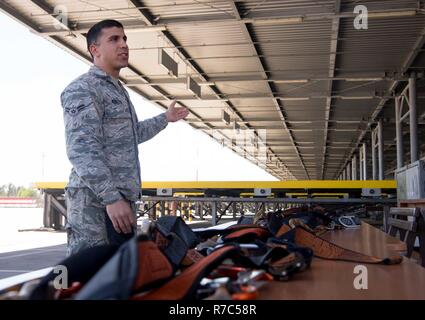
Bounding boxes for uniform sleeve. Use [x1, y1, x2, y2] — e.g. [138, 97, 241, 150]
[135, 113, 168, 144]
[61, 82, 122, 206]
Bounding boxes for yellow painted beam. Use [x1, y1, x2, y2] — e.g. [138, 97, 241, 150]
[33, 182, 67, 189]
[34, 180, 397, 190]
[173, 192, 204, 196]
[142, 180, 397, 189]
[286, 193, 349, 196]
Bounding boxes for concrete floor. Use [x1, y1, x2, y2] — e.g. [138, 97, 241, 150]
[0, 244, 67, 279]
[0, 218, 237, 280]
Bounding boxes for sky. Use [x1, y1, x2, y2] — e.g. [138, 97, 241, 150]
[0, 11, 277, 187]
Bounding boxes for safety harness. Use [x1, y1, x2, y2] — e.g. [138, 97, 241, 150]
[25, 207, 402, 300]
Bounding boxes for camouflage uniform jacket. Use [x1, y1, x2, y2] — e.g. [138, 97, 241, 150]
[61, 65, 168, 205]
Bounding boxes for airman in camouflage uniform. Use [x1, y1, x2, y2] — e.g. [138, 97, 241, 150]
[61, 20, 188, 256]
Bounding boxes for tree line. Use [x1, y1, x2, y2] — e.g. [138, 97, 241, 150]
[0, 183, 39, 198]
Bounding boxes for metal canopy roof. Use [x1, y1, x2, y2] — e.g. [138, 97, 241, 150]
[2, 0, 425, 180]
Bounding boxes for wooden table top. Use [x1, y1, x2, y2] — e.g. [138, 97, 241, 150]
[260, 223, 425, 299]
[399, 199, 425, 209]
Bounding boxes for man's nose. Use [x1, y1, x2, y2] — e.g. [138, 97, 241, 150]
[119, 39, 128, 48]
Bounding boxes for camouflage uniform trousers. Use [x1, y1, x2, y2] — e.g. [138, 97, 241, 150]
[65, 187, 137, 256]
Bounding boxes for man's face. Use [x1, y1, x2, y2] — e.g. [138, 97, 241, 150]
[91, 26, 129, 70]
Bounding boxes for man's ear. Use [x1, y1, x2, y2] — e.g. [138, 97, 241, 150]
[89, 43, 99, 59]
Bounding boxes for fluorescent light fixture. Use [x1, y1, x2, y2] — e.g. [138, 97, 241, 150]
[288, 121, 313, 124]
[159, 49, 178, 78]
[340, 96, 374, 100]
[278, 97, 310, 101]
[368, 10, 416, 18]
[245, 17, 303, 25]
[199, 82, 215, 86]
[274, 79, 309, 84]
[334, 120, 363, 124]
[345, 78, 383, 82]
[125, 25, 167, 33]
[187, 77, 201, 97]
[222, 110, 231, 125]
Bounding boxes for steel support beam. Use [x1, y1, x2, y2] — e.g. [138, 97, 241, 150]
[126, 74, 403, 85]
[35, 0, 278, 180]
[321, 0, 340, 180]
[359, 154, 363, 181]
[127, 72, 400, 87]
[38, 8, 422, 35]
[372, 128, 377, 180]
[26, 0, 210, 128]
[395, 96, 404, 169]
[128, 0, 294, 180]
[229, 1, 309, 179]
[377, 119, 384, 180]
[0, 1, 41, 32]
[362, 143, 367, 180]
[347, 163, 352, 180]
[334, 23, 425, 179]
[150, 93, 390, 102]
[409, 74, 419, 163]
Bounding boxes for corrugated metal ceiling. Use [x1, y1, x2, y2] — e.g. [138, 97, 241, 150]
[1, 0, 425, 180]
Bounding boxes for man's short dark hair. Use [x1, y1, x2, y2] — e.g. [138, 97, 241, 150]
[86, 20, 124, 59]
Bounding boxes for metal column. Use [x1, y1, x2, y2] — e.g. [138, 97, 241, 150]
[377, 119, 384, 180]
[371, 129, 377, 180]
[359, 150, 363, 180]
[160, 201, 165, 218]
[409, 74, 418, 163]
[351, 156, 357, 180]
[347, 162, 352, 180]
[232, 202, 237, 219]
[395, 96, 404, 169]
[211, 201, 217, 226]
[362, 143, 367, 180]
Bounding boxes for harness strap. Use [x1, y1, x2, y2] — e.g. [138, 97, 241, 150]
[247, 243, 310, 279]
[181, 249, 205, 267]
[133, 241, 173, 292]
[151, 224, 188, 270]
[222, 227, 270, 243]
[132, 245, 238, 300]
[276, 224, 292, 237]
[293, 227, 402, 265]
[194, 224, 261, 240]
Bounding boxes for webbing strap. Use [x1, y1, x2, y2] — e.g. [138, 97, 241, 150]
[222, 227, 270, 243]
[293, 227, 402, 265]
[194, 224, 260, 240]
[133, 241, 173, 292]
[181, 249, 205, 267]
[132, 245, 238, 300]
[276, 224, 292, 237]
